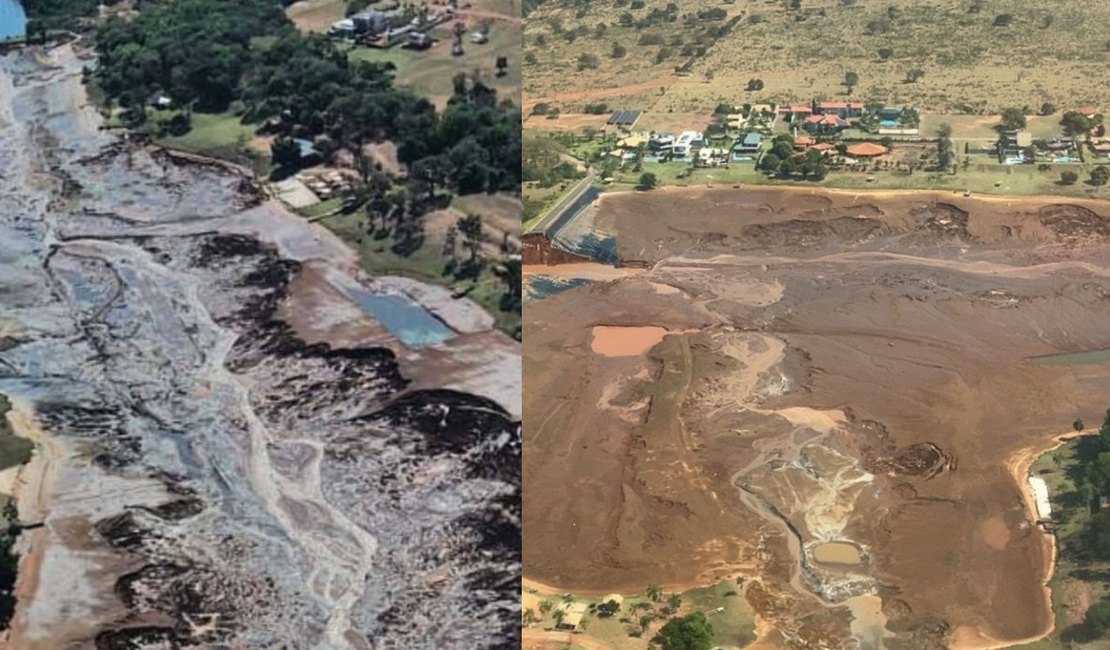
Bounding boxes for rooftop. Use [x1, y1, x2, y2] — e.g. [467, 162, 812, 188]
[846, 142, 888, 157]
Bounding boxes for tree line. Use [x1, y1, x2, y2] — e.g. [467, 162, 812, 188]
[92, 0, 520, 195]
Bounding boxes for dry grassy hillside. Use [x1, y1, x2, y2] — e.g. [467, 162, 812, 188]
[523, 0, 1110, 115]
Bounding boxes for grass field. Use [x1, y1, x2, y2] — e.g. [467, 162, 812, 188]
[317, 209, 520, 334]
[156, 111, 265, 172]
[285, 0, 347, 33]
[524, 0, 1110, 115]
[405, 19, 522, 107]
[290, 1, 521, 108]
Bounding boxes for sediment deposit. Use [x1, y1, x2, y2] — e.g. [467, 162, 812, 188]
[0, 47, 519, 649]
[524, 185, 1110, 648]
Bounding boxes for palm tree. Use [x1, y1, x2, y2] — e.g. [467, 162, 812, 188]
[553, 609, 566, 627]
[646, 583, 663, 602]
[639, 614, 653, 632]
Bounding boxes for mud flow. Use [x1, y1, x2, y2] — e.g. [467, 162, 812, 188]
[524, 186, 1110, 648]
[0, 48, 518, 648]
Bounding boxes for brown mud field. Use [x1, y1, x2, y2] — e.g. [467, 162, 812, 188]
[523, 186, 1110, 648]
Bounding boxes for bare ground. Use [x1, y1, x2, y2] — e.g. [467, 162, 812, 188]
[524, 185, 1110, 648]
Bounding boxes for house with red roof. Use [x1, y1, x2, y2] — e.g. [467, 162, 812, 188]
[816, 101, 863, 118]
[802, 113, 849, 133]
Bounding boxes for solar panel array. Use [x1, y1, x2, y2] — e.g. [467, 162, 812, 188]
[607, 110, 641, 126]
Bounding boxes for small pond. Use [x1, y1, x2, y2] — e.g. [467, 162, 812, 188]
[348, 288, 455, 349]
[0, 0, 25, 41]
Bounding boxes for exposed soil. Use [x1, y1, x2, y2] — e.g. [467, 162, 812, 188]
[523, 184, 1110, 648]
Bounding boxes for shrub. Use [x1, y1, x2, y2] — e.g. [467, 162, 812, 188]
[577, 53, 600, 70]
[1060, 170, 1078, 185]
[1091, 166, 1110, 186]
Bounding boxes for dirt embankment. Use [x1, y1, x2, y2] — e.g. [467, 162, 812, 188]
[524, 185, 1110, 648]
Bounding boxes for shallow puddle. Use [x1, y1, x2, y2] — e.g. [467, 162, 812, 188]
[812, 542, 863, 565]
[590, 325, 674, 356]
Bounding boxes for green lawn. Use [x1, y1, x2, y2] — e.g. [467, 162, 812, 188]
[156, 111, 265, 173]
[346, 45, 417, 73]
[299, 197, 344, 220]
[610, 159, 1110, 199]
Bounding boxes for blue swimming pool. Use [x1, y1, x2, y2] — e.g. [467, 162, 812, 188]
[0, 0, 26, 41]
[879, 119, 898, 128]
[347, 288, 456, 348]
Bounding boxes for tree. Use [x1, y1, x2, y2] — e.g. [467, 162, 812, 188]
[647, 583, 663, 602]
[759, 153, 781, 173]
[457, 213, 484, 266]
[597, 599, 621, 618]
[271, 136, 302, 169]
[611, 42, 627, 58]
[992, 13, 1013, 27]
[746, 78, 764, 91]
[523, 608, 538, 625]
[524, 51, 537, 65]
[1040, 102, 1056, 116]
[999, 107, 1027, 131]
[667, 594, 683, 611]
[1061, 111, 1093, 138]
[935, 123, 954, 172]
[553, 608, 566, 627]
[1075, 419, 1086, 432]
[639, 614, 654, 632]
[1083, 600, 1110, 638]
[877, 47, 893, 60]
[844, 71, 859, 93]
[577, 53, 600, 70]
[539, 599, 554, 615]
[1060, 170, 1079, 185]
[654, 612, 714, 650]
[638, 172, 658, 190]
[1092, 166, 1110, 187]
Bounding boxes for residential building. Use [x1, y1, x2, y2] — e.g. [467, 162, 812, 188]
[997, 129, 1032, 156]
[802, 113, 849, 133]
[734, 132, 763, 153]
[816, 101, 863, 118]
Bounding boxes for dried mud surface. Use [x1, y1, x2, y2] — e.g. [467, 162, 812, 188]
[0, 48, 518, 648]
[523, 185, 1110, 648]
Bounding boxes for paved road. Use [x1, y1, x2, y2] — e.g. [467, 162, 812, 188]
[526, 168, 597, 236]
